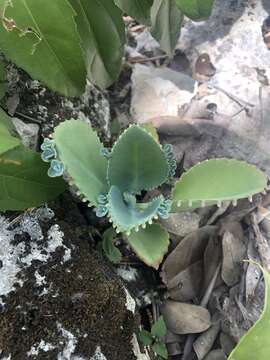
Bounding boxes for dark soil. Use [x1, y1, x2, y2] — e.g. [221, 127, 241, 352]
[0, 196, 138, 360]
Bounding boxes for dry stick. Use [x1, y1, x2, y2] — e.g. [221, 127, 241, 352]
[128, 54, 168, 64]
[209, 85, 255, 110]
[15, 110, 42, 124]
[182, 263, 221, 360]
[251, 212, 270, 273]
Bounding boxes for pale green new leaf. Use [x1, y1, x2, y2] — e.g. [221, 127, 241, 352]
[0, 146, 67, 211]
[0, 0, 86, 97]
[138, 330, 153, 346]
[102, 227, 122, 263]
[53, 119, 108, 207]
[150, 0, 183, 56]
[175, 0, 214, 21]
[172, 159, 267, 211]
[127, 223, 169, 269]
[114, 0, 153, 25]
[108, 125, 168, 193]
[0, 108, 20, 155]
[228, 264, 270, 360]
[151, 316, 167, 339]
[69, 0, 125, 89]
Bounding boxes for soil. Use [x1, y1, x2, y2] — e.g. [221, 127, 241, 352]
[0, 196, 138, 360]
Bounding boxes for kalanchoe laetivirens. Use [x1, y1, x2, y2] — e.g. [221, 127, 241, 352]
[41, 119, 268, 269]
[41, 138, 65, 177]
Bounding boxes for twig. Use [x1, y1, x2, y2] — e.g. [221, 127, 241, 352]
[14, 111, 42, 124]
[251, 212, 270, 273]
[182, 263, 221, 360]
[209, 85, 254, 110]
[128, 54, 168, 64]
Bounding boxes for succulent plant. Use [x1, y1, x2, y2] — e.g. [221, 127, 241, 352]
[41, 119, 268, 268]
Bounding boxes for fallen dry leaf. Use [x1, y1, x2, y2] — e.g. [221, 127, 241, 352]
[204, 349, 226, 360]
[162, 300, 211, 335]
[221, 230, 246, 287]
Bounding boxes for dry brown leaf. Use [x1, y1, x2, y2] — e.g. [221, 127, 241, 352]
[162, 226, 217, 283]
[160, 211, 200, 237]
[219, 332, 236, 356]
[140, 116, 200, 137]
[203, 349, 226, 360]
[246, 239, 261, 301]
[193, 314, 221, 360]
[168, 260, 203, 302]
[167, 343, 182, 357]
[221, 230, 246, 287]
[203, 235, 222, 294]
[161, 300, 211, 335]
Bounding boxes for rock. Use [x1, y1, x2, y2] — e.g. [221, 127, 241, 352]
[131, 64, 195, 122]
[174, 0, 270, 174]
[12, 117, 39, 150]
[0, 200, 141, 360]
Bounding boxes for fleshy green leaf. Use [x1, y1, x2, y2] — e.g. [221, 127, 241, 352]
[0, 0, 86, 97]
[107, 185, 165, 234]
[53, 119, 108, 207]
[172, 159, 267, 211]
[0, 146, 67, 211]
[152, 341, 168, 359]
[150, 0, 183, 56]
[114, 0, 153, 25]
[102, 227, 122, 263]
[0, 108, 20, 155]
[175, 0, 214, 21]
[138, 329, 153, 346]
[127, 223, 169, 269]
[141, 123, 159, 143]
[108, 125, 169, 193]
[228, 264, 270, 360]
[151, 316, 167, 339]
[69, 0, 125, 89]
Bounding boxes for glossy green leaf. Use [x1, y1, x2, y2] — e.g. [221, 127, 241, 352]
[108, 125, 168, 193]
[0, 108, 20, 155]
[172, 159, 267, 211]
[0, 146, 67, 211]
[127, 223, 169, 269]
[0, 0, 86, 97]
[53, 119, 108, 207]
[102, 227, 122, 263]
[150, 0, 183, 56]
[152, 341, 168, 359]
[141, 122, 159, 143]
[175, 0, 214, 21]
[69, 0, 125, 89]
[228, 264, 270, 360]
[151, 316, 167, 339]
[114, 0, 153, 25]
[138, 330, 153, 346]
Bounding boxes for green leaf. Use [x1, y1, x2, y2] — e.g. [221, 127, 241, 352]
[107, 185, 164, 234]
[127, 223, 169, 269]
[172, 159, 268, 211]
[141, 123, 159, 143]
[151, 316, 167, 339]
[0, 108, 20, 155]
[0, 59, 5, 99]
[108, 125, 169, 193]
[102, 227, 122, 263]
[175, 0, 214, 21]
[138, 329, 153, 346]
[152, 341, 168, 359]
[114, 0, 153, 25]
[69, 0, 125, 89]
[150, 0, 183, 56]
[0, 146, 67, 211]
[53, 119, 108, 207]
[0, 0, 86, 97]
[228, 264, 270, 360]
